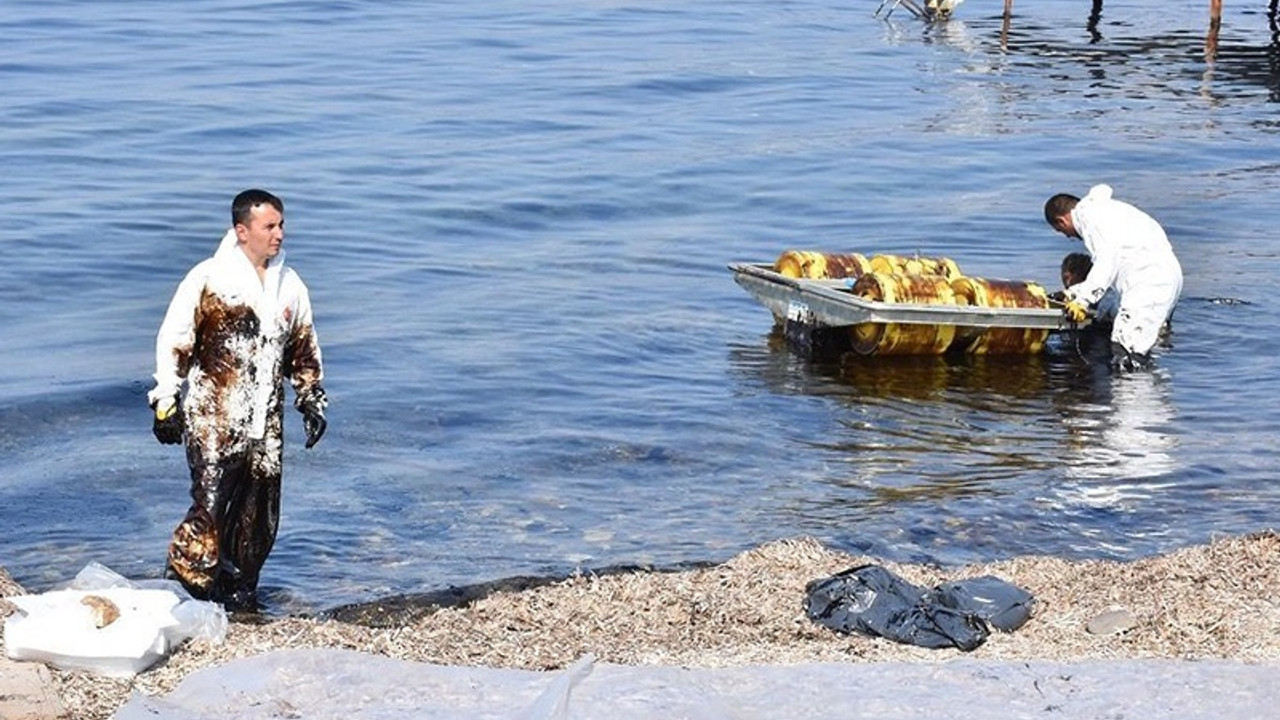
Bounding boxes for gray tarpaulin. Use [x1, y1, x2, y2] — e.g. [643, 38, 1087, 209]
[115, 648, 1280, 720]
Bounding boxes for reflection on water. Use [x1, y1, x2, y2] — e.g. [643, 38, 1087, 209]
[830, 353, 1061, 494]
[928, 3, 1280, 105]
[887, 6, 1280, 141]
[1059, 369, 1179, 504]
[729, 325, 1190, 565]
[745, 330, 1068, 499]
[1066, 369, 1178, 480]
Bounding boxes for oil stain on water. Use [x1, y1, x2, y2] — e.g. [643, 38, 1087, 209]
[1, 0, 1278, 614]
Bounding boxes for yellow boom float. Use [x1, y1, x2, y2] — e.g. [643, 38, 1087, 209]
[728, 250, 1069, 357]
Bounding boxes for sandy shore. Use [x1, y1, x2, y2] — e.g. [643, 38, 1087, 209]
[3, 531, 1278, 720]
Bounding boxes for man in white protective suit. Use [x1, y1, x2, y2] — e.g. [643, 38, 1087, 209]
[148, 189, 328, 610]
[1044, 184, 1183, 370]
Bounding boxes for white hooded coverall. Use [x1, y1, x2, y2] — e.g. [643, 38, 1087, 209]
[149, 229, 324, 601]
[1065, 184, 1183, 358]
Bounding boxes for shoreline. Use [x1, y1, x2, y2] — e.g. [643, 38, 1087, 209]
[3, 531, 1278, 719]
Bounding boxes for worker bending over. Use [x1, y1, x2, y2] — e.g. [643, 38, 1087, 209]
[1044, 184, 1183, 370]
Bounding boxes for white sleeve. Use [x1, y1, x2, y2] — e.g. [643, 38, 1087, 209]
[147, 264, 208, 406]
[1068, 244, 1119, 306]
[1067, 193, 1121, 307]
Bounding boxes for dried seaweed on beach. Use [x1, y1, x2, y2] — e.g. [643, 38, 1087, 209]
[9, 531, 1278, 720]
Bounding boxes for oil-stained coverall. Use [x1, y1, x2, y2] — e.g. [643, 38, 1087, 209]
[148, 229, 325, 605]
[1065, 184, 1184, 359]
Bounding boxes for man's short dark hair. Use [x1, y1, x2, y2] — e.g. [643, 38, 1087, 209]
[232, 189, 284, 227]
[1044, 193, 1079, 225]
[1061, 252, 1092, 281]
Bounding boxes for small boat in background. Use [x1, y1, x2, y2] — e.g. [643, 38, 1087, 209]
[730, 250, 1077, 358]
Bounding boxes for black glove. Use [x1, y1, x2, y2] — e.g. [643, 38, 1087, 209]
[152, 396, 184, 445]
[296, 386, 328, 449]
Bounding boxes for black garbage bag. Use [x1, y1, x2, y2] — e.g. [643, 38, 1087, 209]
[928, 574, 1034, 633]
[804, 564, 1034, 651]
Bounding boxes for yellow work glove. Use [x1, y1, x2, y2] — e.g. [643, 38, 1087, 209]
[152, 396, 184, 445]
[1063, 299, 1089, 323]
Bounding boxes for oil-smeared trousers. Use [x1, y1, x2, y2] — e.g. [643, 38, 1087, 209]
[149, 230, 324, 606]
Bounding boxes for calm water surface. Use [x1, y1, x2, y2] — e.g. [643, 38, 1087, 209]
[2, 0, 1278, 614]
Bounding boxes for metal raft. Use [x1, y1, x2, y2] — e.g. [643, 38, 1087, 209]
[729, 262, 1076, 356]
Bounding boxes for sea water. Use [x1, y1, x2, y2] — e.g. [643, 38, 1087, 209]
[2, 0, 1278, 614]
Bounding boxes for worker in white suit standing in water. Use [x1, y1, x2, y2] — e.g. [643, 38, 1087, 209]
[1044, 184, 1183, 370]
[149, 188, 328, 610]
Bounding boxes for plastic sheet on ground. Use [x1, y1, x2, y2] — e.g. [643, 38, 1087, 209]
[115, 647, 1280, 720]
[3, 562, 226, 678]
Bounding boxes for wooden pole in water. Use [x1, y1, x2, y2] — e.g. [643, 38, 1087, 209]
[1001, 0, 1013, 49]
[1207, 0, 1223, 60]
[998, 0, 1231, 62]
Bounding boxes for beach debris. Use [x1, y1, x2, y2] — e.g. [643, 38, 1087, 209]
[81, 594, 122, 628]
[804, 564, 1034, 651]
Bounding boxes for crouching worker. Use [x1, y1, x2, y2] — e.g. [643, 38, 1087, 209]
[148, 189, 328, 610]
[1052, 252, 1117, 326]
[1044, 184, 1183, 370]
[1050, 252, 1118, 362]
